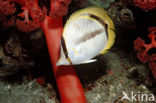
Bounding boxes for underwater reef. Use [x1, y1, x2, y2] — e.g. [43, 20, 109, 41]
[0, 0, 156, 103]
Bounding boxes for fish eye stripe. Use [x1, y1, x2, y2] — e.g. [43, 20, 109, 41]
[76, 14, 109, 31]
[73, 13, 110, 42]
[81, 14, 115, 33]
[88, 14, 109, 39]
[75, 13, 109, 39]
[88, 14, 116, 50]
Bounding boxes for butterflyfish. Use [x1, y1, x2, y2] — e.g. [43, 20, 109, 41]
[57, 6, 115, 65]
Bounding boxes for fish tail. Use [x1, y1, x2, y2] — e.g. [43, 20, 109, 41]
[56, 46, 71, 66]
[56, 57, 70, 66]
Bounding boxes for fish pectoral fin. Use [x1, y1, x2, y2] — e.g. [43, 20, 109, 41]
[82, 59, 97, 64]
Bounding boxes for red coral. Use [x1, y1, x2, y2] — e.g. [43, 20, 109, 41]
[0, 14, 15, 29]
[17, 0, 47, 22]
[49, 0, 71, 17]
[16, 19, 40, 32]
[0, 0, 70, 32]
[0, 0, 16, 29]
[134, 37, 145, 51]
[133, 0, 156, 11]
[137, 50, 150, 63]
[134, 27, 156, 79]
[0, 0, 16, 15]
[14, 0, 47, 32]
[149, 54, 156, 78]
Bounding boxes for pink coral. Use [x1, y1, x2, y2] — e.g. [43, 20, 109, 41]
[133, 0, 156, 11]
[134, 27, 156, 79]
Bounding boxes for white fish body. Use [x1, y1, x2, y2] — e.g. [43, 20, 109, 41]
[57, 7, 115, 66]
